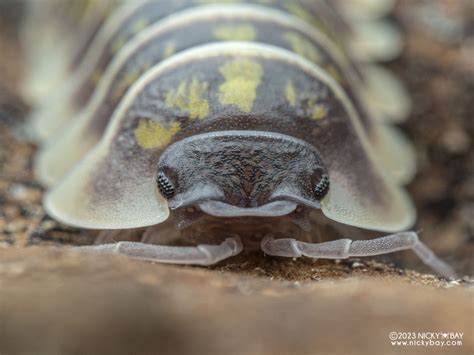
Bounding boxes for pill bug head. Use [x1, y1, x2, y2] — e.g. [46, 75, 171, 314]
[156, 131, 329, 221]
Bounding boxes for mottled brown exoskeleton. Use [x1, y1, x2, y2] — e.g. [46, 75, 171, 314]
[24, 0, 455, 277]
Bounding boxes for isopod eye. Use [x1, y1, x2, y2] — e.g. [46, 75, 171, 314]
[157, 171, 175, 199]
[315, 173, 330, 199]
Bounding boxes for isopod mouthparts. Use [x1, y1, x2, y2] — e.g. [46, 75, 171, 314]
[198, 200, 298, 218]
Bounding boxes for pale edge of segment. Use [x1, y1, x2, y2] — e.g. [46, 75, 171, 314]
[335, 0, 396, 21]
[362, 64, 412, 123]
[349, 19, 403, 62]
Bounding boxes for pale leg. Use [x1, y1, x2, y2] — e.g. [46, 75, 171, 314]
[261, 232, 457, 278]
[76, 237, 242, 266]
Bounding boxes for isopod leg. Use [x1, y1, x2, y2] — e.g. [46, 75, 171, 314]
[76, 237, 242, 266]
[261, 232, 457, 278]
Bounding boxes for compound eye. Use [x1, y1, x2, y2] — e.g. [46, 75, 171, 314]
[314, 173, 330, 199]
[157, 171, 175, 199]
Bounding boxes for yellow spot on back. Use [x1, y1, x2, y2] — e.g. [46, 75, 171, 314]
[132, 18, 149, 34]
[285, 2, 316, 27]
[134, 119, 181, 150]
[165, 77, 209, 119]
[285, 80, 296, 106]
[162, 41, 176, 59]
[325, 64, 343, 84]
[112, 69, 143, 102]
[111, 36, 126, 54]
[310, 102, 328, 120]
[283, 31, 321, 63]
[188, 78, 210, 119]
[213, 25, 257, 41]
[218, 59, 263, 113]
[166, 81, 186, 109]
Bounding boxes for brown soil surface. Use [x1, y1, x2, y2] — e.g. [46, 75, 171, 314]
[0, 1, 473, 354]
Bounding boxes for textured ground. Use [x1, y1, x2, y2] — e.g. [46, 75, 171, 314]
[0, 1, 473, 354]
